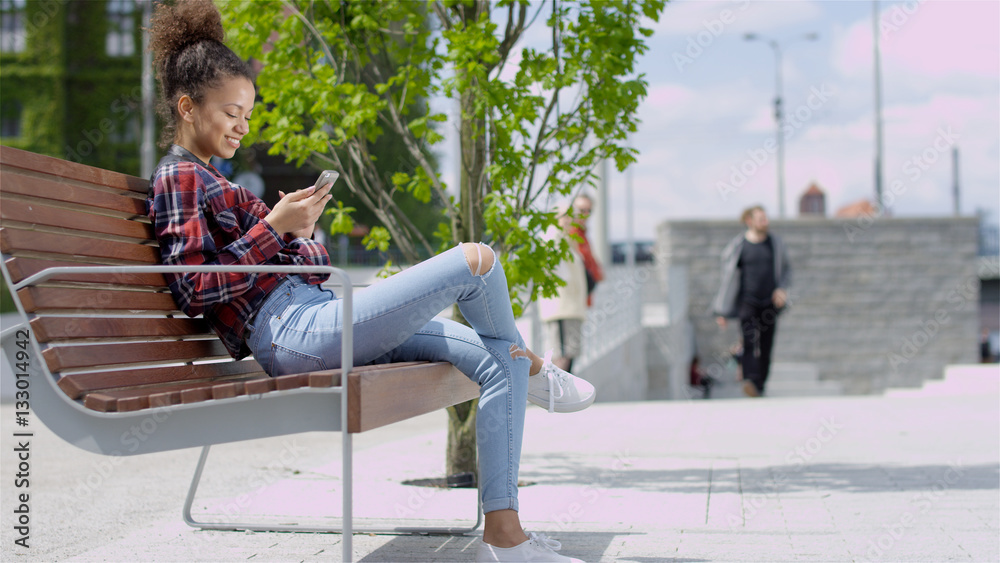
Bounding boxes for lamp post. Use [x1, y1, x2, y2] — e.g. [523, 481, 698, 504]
[872, 0, 885, 212]
[744, 32, 818, 219]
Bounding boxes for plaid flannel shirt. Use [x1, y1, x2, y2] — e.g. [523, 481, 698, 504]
[147, 155, 330, 359]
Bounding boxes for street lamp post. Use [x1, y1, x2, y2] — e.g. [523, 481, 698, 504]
[872, 0, 885, 212]
[744, 32, 818, 219]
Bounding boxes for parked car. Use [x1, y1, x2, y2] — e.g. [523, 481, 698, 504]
[611, 241, 655, 264]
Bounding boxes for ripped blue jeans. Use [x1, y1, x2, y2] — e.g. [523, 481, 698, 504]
[245, 244, 529, 514]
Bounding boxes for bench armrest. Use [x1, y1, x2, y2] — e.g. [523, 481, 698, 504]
[0, 322, 27, 346]
[12, 264, 350, 292]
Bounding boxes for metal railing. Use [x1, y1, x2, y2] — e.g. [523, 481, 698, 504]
[575, 264, 651, 370]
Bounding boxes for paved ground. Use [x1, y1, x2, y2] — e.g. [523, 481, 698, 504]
[1, 366, 997, 562]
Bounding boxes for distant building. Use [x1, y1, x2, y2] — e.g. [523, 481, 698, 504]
[799, 183, 826, 217]
[0, 0, 144, 175]
[835, 199, 878, 219]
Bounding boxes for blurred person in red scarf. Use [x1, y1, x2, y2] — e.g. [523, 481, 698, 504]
[539, 194, 604, 372]
[570, 194, 604, 307]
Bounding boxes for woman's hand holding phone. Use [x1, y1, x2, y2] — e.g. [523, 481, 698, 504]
[264, 171, 337, 239]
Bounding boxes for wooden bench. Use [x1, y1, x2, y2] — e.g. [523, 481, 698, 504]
[0, 146, 480, 561]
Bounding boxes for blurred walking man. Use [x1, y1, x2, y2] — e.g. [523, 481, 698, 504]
[711, 206, 791, 397]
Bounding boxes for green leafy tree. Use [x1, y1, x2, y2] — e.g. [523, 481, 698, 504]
[222, 0, 664, 477]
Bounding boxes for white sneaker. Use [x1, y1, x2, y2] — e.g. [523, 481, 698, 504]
[476, 531, 584, 562]
[527, 351, 596, 413]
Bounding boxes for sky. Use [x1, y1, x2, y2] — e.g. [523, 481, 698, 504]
[620, 0, 999, 240]
[440, 0, 1000, 242]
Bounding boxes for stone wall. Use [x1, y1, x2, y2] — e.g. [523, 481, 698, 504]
[655, 217, 980, 394]
[577, 330, 649, 402]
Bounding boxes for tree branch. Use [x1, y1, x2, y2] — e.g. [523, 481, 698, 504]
[374, 100, 455, 240]
[495, 0, 528, 75]
[520, 84, 562, 211]
[432, 1, 453, 31]
[280, 0, 341, 78]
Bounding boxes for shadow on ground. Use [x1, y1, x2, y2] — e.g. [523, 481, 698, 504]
[358, 531, 625, 562]
[522, 453, 1000, 494]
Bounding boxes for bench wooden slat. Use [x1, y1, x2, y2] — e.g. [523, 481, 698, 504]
[67, 361, 471, 425]
[0, 168, 148, 215]
[18, 286, 177, 314]
[31, 316, 211, 342]
[82, 393, 130, 412]
[207, 381, 239, 400]
[4, 257, 168, 286]
[348, 362, 478, 433]
[80, 370, 336, 412]
[83, 376, 275, 412]
[57, 359, 265, 399]
[244, 377, 275, 395]
[1, 198, 154, 240]
[0, 147, 149, 195]
[78, 371, 343, 412]
[43, 339, 230, 372]
[0, 227, 159, 263]
[59, 362, 425, 409]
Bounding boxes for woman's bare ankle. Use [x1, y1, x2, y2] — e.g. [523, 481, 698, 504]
[483, 528, 529, 548]
[527, 350, 543, 376]
[483, 509, 529, 547]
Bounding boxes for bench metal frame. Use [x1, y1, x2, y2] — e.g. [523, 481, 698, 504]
[0, 263, 482, 562]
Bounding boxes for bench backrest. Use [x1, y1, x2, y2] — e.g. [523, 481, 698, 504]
[2, 147, 479, 434]
[0, 147, 277, 411]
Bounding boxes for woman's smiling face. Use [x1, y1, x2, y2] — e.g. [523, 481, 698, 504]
[177, 76, 255, 163]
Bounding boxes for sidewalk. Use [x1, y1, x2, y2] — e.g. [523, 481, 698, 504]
[1, 366, 997, 562]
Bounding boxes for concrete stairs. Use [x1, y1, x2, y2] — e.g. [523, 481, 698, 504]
[689, 361, 844, 400]
[765, 362, 845, 397]
[884, 364, 999, 397]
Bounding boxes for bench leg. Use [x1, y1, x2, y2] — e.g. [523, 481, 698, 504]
[181, 443, 483, 538]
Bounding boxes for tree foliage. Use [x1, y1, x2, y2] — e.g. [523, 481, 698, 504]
[222, 0, 663, 312]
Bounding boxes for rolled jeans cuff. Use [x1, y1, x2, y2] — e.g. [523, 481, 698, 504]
[482, 496, 519, 514]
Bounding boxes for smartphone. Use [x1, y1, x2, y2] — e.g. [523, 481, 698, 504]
[316, 170, 339, 190]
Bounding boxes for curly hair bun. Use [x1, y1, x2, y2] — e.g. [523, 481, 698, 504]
[147, 0, 254, 148]
[149, 0, 225, 73]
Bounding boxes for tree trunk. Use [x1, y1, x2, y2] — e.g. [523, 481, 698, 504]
[446, 398, 478, 477]
[445, 0, 490, 483]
